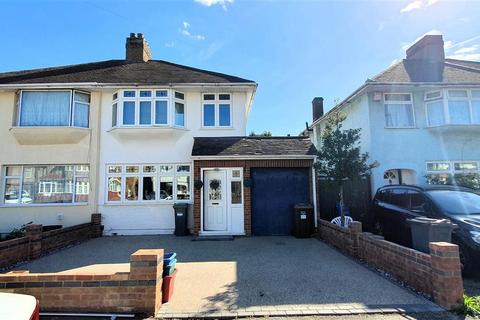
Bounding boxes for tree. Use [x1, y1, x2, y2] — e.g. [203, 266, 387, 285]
[249, 131, 272, 137]
[315, 112, 378, 226]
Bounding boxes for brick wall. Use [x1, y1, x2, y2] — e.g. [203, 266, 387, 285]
[0, 249, 163, 315]
[319, 219, 463, 310]
[0, 214, 102, 269]
[193, 159, 314, 235]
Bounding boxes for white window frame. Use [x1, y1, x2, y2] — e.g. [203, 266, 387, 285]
[426, 160, 480, 175]
[173, 91, 186, 128]
[202, 93, 233, 128]
[1, 165, 90, 207]
[17, 90, 91, 129]
[383, 93, 415, 129]
[105, 163, 192, 205]
[425, 89, 480, 127]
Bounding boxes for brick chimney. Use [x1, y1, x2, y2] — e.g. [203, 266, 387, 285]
[126, 33, 152, 62]
[312, 97, 324, 122]
[406, 34, 445, 63]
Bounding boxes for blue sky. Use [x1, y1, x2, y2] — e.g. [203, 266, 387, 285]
[1, 0, 480, 135]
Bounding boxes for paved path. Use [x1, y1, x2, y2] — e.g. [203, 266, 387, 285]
[15, 236, 441, 318]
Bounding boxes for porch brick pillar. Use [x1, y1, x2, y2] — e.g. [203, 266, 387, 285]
[90, 213, 102, 238]
[429, 242, 464, 310]
[25, 224, 43, 259]
[348, 221, 362, 258]
[130, 249, 164, 314]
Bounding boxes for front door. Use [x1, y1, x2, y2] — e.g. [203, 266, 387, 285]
[204, 170, 227, 231]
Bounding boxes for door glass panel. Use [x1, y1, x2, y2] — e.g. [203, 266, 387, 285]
[125, 177, 139, 201]
[209, 179, 222, 200]
[231, 181, 242, 204]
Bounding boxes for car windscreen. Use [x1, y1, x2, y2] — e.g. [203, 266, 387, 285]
[427, 190, 480, 215]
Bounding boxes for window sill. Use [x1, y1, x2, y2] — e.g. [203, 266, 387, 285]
[103, 200, 192, 206]
[108, 126, 189, 139]
[1, 202, 89, 208]
[427, 124, 480, 133]
[199, 127, 235, 130]
[10, 127, 91, 145]
[384, 126, 417, 129]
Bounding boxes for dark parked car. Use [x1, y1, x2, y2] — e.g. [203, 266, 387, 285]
[372, 184, 480, 275]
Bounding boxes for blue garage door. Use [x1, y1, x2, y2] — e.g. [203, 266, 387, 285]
[251, 168, 310, 236]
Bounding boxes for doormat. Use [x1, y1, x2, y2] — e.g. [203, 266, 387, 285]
[192, 235, 234, 241]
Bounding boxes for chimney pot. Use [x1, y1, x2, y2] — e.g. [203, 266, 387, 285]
[126, 32, 152, 62]
[312, 97, 324, 122]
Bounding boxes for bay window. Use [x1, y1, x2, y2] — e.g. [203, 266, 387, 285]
[113, 89, 184, 128]
[425, 89, 480, 127]
[202, 93, 232, 128]
[18, 90, 90, 128]
[105, 164, 191, 204]
[383, 93, 414, 128]
[426, 160, 480, 189]
[2, 165, 89, 206]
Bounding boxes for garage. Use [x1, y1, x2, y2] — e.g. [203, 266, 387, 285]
[251, 168, 310, 235]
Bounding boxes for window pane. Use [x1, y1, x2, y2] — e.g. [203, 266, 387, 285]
[177, 165, 190, 173]
[427, 101, 444, 126]
[4, 178, 21, 204]
[425, 91, 441, 100]
[139, 101, 152, 125]
[123, 91, 135, 98]
[155, 100, 168, 125]
[472, 90, 480, 99]
[160, 165, 174, 173]
[219, 94, 230, 101]
[76, 165, 89, 175]
[123, 101, 135, 125]
[219, 104, 231, 126]
[385, 93, 411, 102]
[113, 92, 118, 100]
[74, 102, 89, 128]
[22, 166, 74, 204]
[156, 90, 168, 97]
[143, 176, 157, 200]
[126, 166, 139, 173]
[232, 170, 241, 178]
[472, 100, 480, 124]
[74, 92, 90, 103]
[20, 91, 71, 126]
[143, 165, 156, 173]
[390, 189, 409, 208]
[160, 176, 173, 200]
[231, 181, 242, 204]
[108, 165, 122, 173]
[112, 103, 118, 127]
[203, 94, 215, 100]
[174, 91, 184, 100]
[427, 162, 450, 171]
[384, 104, 414, 127]
[203, 104, 215, 126]
[454, 162, 478, 171]
[75, 176, 89, 203]
[448, 90, 468, 98]
[175, 102, 185, 126]
[6, 166, 22, 176]
[140, 90, 152, 97]
[209, 179, 222, 200]
[176, 176, 190, 200]
[426, 173, 452, 185]
[448, 100, 470, 124]
[125, 177, 139, 201]
[107, 177, 122, 201]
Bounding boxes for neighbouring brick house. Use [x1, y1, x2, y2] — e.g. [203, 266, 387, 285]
[0, 33, 317, 237]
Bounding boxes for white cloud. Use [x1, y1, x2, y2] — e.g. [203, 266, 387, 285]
[445, 35, 480, 61]
[194, 0, 233, 10]
[400, 0, 438, 13]
[180, 21, 205, 41]
[447, 53, 480, 61]
[165, 41, 175, 48]
[454, 45, 479, 54]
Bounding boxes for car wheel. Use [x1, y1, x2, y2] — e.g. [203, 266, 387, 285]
[459, 245, 474, 277]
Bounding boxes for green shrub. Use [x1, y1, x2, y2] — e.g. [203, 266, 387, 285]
[464, 294, 480, 318]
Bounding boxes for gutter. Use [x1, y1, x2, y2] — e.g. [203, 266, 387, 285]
[191, 155, 316, 160]
[0, 82, 258, 89]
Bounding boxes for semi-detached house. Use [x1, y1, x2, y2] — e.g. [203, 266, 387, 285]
[0, 33, 316, 236]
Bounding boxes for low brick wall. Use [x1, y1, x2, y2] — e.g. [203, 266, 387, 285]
[319, 219, 464, 310]
[0, 249, 164, 315]
[0, 214, 102, 269]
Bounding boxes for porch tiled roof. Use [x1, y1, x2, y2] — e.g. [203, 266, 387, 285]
[192, 136, 316, 157]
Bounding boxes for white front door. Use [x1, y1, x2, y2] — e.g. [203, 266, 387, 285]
[204, 170, 227, 231]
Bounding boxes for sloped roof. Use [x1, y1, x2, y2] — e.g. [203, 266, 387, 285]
[192, 136, 316, 157]
[0, 59, 255, 85]
[372, 58, 480, 83]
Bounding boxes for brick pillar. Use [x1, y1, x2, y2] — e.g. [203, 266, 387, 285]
[130, 249, 164, 315]
[429, 242, 464, 310]
[25, 224, 43, 259]
[348, 221, 362, 258]
[90, 213, 102, 237]
[243, 166, 252, 236]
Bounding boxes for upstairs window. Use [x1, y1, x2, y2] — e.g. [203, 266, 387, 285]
[202, 93, 232, 128]
[18, 90, 90, 128]
[174, 92, 185, 127]
[425, 89, 480, 127]
[384, 93, 414, 128]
